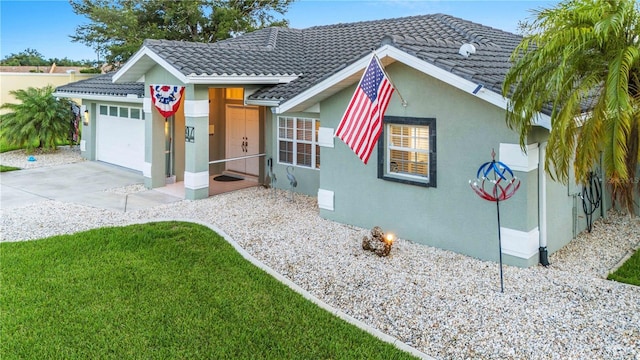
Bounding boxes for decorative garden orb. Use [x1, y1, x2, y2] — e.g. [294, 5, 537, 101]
[469, 150, 521, 293]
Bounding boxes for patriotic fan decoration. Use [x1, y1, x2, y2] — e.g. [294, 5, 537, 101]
[150, 84, 185, 118]
[469, 149, 520, 293]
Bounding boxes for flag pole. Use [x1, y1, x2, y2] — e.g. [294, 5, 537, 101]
[373, 53, 407, 107]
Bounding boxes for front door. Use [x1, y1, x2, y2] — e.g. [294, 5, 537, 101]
[225, 104, 259, 176]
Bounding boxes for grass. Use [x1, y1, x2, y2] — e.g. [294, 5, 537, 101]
[608, 248, 640, 286]
[0, 132, 74, 154]
[0, 165, 21, 172]
[0, 222, 418, 360]
[0, 140, 21, 153]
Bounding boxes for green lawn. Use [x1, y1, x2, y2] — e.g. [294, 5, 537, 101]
[608, 248, 640, 286]
[0, 165, 20, 172]
[0, 132, 74, 154]
[0, 222, 417, 360]
[0, 133, 25, 153]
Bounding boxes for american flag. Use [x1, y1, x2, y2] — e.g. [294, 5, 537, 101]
[335, 55, 394, 164]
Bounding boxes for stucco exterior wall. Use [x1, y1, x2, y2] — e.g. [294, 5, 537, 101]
[316, 62, 539, 266]
[528, 128, 612, 256]
[0, 72, 96, 114]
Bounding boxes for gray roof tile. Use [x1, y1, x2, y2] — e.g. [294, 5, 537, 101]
[55, 73, 144, 98]
[57, 13, 523, 104]
[247, 14, 522, 102]
[143, 27, 304, 77]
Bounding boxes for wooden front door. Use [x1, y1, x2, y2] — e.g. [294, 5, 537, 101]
[225, 104, 259, 176]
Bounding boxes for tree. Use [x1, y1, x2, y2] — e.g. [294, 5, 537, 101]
[0, 86, 76, 153]
[0, 50, 97, 66]
[69, 0, 294, 66]
[0, 49, 49, 66]
[503, 0, 640, 214]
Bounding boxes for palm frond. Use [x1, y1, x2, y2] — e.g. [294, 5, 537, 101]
[503, 0, 640, 214]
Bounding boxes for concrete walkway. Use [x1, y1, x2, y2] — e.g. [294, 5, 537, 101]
[0, 162, 182, 211]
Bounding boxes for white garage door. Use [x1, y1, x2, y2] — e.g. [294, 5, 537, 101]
[96, 105, 145, 172]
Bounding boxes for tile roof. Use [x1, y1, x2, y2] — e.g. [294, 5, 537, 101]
[254, 14, 522, 102]
[57, 13, 523, 104]
[55, 73, 144, 98]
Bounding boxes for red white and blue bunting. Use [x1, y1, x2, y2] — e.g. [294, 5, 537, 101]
[150, 84, 185, 118]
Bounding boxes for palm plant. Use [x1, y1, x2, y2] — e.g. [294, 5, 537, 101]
[0, 85, 75, 153]
[503, 0, 640, 214]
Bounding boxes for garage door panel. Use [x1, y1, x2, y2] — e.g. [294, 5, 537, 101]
[96, 115, 145, 172]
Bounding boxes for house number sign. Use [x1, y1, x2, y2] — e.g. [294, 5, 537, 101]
[185, 126, 195, 143]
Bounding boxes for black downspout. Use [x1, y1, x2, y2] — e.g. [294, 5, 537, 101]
[539, 246, 550, 267]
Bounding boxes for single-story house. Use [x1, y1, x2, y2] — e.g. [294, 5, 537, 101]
[54, 14, 611, 267]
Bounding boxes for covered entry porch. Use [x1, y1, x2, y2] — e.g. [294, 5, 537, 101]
[146, 86, 267, 199]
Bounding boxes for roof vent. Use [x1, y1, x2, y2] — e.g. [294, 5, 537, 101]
[458, 43, 476, 58]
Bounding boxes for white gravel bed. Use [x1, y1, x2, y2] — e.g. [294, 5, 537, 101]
[1, 150, 639, 360]
[0, 145, 84, 169]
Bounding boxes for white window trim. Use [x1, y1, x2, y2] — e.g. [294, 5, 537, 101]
[277, 116, 320, 169]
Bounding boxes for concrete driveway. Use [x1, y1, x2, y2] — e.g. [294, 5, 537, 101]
[1, 162, 182, 211]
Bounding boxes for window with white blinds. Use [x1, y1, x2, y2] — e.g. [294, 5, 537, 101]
[378, 116, 436, 187]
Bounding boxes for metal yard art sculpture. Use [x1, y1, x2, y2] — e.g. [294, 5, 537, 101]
[470, 150, 521, 293]
[286, 166, 298, 202]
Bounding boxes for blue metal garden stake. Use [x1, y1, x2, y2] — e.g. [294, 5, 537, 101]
[470, 149, 521, 293]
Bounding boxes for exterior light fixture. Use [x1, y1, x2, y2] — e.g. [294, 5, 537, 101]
[362, 226, 395, 257]
[82, 105, 89, 126]
[384, 233, 395, 245]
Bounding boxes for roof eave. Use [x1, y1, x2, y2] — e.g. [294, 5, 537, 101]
[52, 91, 144, 103]
[274, 45, 513, 115]
[273, 53, 377, 114]
[245, 99, 281, 107]
[186, 75, 298, 85]
[532, 113, 552, 130]
[113, 46, 188, 84]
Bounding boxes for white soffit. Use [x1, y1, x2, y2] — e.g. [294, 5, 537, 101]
[187, 75, 298, 84]
[532, 113, 552, 130]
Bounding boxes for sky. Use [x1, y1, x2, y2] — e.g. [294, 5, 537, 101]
[0, 0, 560, 62]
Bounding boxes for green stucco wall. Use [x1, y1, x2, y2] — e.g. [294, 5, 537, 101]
[528, 128, 611, 255]
[80, 101, 97, 161]
[316, 63, 537, 266]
